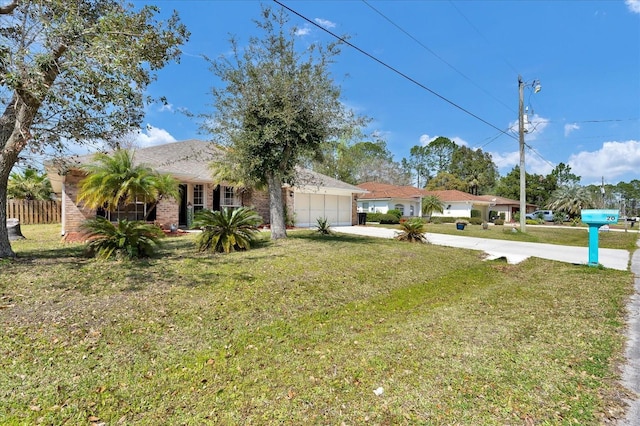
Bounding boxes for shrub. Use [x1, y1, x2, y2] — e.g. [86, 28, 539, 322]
[471, 209, 481, 218]
[192, 207, 263, 253]
[81, 217, 165, 260]
[315, 217, 332, 235]
[395, 218, 428, 243]
[431, 216, 456, 224]
[387, 209, 403, 219]
[499, 212, 506, 220]
[379, 214, 400, 224]
[494, 218, 505, 225]
[553, 211, 566, 224]
[366, 212, 382, 223]
[469, 217, 483, 225]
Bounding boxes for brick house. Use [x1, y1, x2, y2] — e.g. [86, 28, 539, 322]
[46, 139, 367, 240]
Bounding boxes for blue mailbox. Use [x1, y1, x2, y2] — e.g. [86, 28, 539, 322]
[581, 209, 619, 266]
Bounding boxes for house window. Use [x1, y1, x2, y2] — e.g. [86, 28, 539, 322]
[410, 205, 415, 216]
[362, 202, 369, 212]
[97, 200, 154, 221]
[193, 184, 204, 212]
[222, 186, 240, 207]
[394, 204, 405, 216]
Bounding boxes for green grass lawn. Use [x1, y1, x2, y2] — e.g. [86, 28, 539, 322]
[0, 224, 636, 424]
[374, 222, 639, 251]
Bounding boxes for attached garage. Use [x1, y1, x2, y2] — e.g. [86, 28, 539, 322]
[293, 192, 354, 228]
[291, 167, 367, 228]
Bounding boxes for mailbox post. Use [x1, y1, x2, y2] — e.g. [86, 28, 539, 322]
[580, 209, 619, 266]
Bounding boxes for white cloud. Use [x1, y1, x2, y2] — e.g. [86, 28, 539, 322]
[568, 140, 640, 180]
[452, 137, 469, 147]
[295, 25, 311, 36]
[491, 150, 554, 176]
[419, 134, 432, 145]
[626, 0, 640, 13]
[418, 134, 467, 147]
[564, 123, 580, 137]
[314, 18, 336, 28]
[133, 125, 177, 148]
[507, 113, 549, 141]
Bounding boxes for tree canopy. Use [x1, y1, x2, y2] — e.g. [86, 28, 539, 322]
[0, 0, 188, 257]
[77, 150, 180, 220]
[202, 6, 363, 239]
[7, 168, 53, 200]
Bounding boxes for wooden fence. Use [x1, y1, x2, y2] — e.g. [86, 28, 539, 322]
[6, 199, 61, 225]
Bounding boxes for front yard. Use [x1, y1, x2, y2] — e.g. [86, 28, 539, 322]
[0, 224, 636, 424]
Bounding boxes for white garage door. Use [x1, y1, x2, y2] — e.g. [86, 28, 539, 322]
[294, 193, 352, 227]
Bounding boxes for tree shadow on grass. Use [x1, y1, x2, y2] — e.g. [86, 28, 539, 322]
[288, 230, 386, 245]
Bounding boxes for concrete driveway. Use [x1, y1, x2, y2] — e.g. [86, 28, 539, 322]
[333, 226, 630, 271]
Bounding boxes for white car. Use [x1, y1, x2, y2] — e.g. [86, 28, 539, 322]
[525, 210, 554, 221]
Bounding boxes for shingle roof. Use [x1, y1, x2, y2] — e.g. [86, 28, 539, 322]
[357, 182, 429, 199]
[477, 194, 537, 207]
[356, 182, 490, 203]
[67, 139, 365, 192]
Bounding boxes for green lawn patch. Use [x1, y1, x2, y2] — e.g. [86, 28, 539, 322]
[0, 224, 635, 424]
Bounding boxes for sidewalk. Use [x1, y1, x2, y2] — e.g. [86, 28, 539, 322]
[332, 226, 630, 271]
[333, 225, 638, 424]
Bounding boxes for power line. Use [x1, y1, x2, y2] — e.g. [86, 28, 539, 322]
[272, 0, 517, 142]
[361, 0, 515, 114]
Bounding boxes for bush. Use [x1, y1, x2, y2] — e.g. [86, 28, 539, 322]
[471, 209, 481, 218]
[379, 214, 400, 224]
[387, 209, 403, 219]
[366, 212, 382, 223]
[494, 218, 505, 225]
[81, 217, 165, 260]
[553, 211, 566, 224]
[469, 217, 483, 225]
[315, 217, 332, 235]
[395, 218, 428, 243]
[431, 216, 456, 224]
[192, 207, 263, 253]
[499, 212, 506, 220]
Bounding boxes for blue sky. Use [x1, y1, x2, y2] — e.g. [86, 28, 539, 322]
[133, 0, 640, 186]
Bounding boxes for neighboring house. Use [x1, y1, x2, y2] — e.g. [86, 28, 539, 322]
[356, 182, 532, 221]
[477, 195, 536, 222]
[46, 139, 367, 240]
[356, 182, 426, 217]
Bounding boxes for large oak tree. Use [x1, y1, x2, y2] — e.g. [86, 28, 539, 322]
[0, 0, 188, 257]
[202, 6, 362, 239]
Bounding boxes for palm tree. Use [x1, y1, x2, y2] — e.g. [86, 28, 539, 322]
[421, 195, 444, 221]
[77, 149, 180, 220]
[192, 207, 263, 253]
[547, 185, 595, 217]
[395, 218, 428, 243]
[82, 216, 165, 260]
[7, 168, 53, 200]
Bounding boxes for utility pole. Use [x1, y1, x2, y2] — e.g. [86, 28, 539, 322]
[518, 75, 526, 232]
[517, 75, 541, 232]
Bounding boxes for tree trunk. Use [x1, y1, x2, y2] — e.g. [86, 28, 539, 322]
[0, 98, 41, 257]
[267, 172, 287, 240]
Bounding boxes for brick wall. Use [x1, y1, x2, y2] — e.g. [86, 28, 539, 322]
[243, 188, 271, 225]
[351, 195, 358, 225]
[155, 197, 179, 229]
[62, 171, 97, 241]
